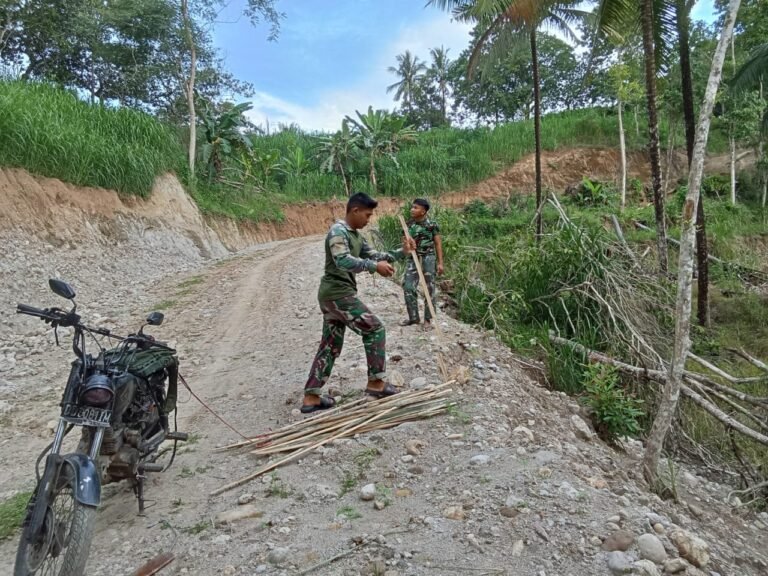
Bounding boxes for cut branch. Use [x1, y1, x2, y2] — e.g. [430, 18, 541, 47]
[547, 334, 768, 448]
[688, 352, 768, 384]
[634, 221, 768, 283]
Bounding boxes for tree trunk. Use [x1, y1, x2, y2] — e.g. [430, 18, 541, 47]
[338, 161, 351, 196]
[370, 154, 377, 192]
[730, 35, 737, 205]
[182, 0, 197, 178]
[441, 83, 447, 125]
[634, 106, 640, 138]
[664, 116, 675, 194]
[762, 82, 767, 208]
[676, 0, 710, 327]
[642, 0, 742, 491]
[730, 127, 737, 204]
[641, 0, 668, 272]
[619, 98, 627, 210]
[531, 28, 543, 239]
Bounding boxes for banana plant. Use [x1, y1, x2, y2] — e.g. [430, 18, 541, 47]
[317, 119, 359, 195]
[199, 100, 253, 181]
[345, 106, 417, 192]
[278, 146, 311, 179]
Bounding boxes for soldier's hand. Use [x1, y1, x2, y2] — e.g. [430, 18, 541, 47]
[402, 238, 416, 254]
[438, 263, 444, 275]
[376, 261, 395, 277]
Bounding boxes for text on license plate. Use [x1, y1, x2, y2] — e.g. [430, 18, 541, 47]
[61, 404, 112, 427]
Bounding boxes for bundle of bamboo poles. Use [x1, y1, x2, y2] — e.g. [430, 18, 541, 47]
[210, 382, 455, 496]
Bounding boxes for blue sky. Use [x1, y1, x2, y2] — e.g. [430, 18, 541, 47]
[213, 0, 718, 132]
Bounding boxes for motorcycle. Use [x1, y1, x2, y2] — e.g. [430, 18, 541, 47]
[13, 279, 188, 576]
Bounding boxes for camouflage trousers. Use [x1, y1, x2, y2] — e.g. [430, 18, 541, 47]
[403, 253, 437, 322]
[305, 295, 386, 393]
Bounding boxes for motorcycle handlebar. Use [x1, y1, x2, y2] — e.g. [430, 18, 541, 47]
[17, 304, 79, 326]
[16, 305, 169, 348]
[16, 303, 49, 317]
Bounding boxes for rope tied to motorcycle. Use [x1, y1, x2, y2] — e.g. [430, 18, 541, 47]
[178, 373, 252, 441]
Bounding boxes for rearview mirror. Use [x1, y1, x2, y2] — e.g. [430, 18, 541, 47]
[49, 279, 76, 300]
[145, 312, 164, 326]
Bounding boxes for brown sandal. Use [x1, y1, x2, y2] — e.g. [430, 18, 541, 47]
[300, 395, 336, 414]
[365, 383, 399, 398]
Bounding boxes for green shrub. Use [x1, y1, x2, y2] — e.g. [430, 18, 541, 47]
[571, 178, 611, 207]
[547, 345, 587, 395]
[582, 364, 644, 443]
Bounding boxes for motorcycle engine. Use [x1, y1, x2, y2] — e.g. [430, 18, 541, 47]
[80, 373, 165, 484]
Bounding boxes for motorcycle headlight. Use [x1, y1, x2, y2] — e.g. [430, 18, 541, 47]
[80, 374, 114, 407]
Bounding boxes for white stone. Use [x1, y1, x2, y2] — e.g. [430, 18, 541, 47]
[637, 533, 667, 563]
[360, 483, 376, 501]
[570, 414, 595, 441]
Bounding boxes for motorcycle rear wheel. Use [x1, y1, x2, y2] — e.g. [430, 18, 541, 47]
[14, 465, 97, 576]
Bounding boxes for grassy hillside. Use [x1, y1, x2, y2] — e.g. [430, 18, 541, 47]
[0, 81, 180, 197]
[0, 80, 734, 222]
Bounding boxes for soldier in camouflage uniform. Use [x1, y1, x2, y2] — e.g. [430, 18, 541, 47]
[302, 192, 415, 414]
[402, 198, 444, 329]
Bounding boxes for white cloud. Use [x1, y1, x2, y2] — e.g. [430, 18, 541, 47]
[246, 14, 472, 132]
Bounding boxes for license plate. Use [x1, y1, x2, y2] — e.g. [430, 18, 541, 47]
[61, 404, 112, 427]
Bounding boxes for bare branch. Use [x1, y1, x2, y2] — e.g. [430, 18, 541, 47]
[548, 333, 768, 448]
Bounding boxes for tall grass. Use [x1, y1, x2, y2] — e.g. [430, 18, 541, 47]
[0, 81, 734, 221]
[0, 80, 181, 197]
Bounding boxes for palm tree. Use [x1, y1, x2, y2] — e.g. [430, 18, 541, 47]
[429, 45, 452, 124]
[672, 0, 711, 327]
[595, 0, 710, 307]
[429, 0, 588, 239]
[595, 0, 674, 273]
[387, 50, 427, 113]
[345, 106, 418, 192]
[643, 0, 742, 493]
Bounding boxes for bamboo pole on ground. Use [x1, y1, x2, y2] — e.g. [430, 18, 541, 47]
[219, 383, 456, 451]
[210, 404, 400, 496]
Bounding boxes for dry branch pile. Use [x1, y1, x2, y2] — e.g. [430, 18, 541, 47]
[549, 334, 768, 446]
[211, 383, 455, 496]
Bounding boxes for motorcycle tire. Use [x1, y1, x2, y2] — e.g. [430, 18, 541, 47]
[13, 465, 97, 576]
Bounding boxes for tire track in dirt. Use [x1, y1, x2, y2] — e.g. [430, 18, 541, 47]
[171, 237, 316, 431]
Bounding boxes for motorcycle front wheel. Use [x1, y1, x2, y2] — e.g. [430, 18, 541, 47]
[14, 463, 97, 576]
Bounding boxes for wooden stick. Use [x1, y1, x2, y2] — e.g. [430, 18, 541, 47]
[211, 404, 401, 496]
[634, 221, 768, 282]
[681, 384, 768, 446]
[219, 385, 446, 452]
[251, 414, 368, 454]
[296, 545, 361, 575]
[398, 214, 449, 381]
[250, 396, 454, 454]
[251, 401, 454, 455]
[217, 397, 371, 451]
[296, 527, 414, 576]
[726, 347, 768, 373]
[688, 352, 767, 384]
[131, 552, 175, 576]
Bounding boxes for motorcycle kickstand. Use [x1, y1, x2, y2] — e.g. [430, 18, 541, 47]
[135, 469, 146, 514]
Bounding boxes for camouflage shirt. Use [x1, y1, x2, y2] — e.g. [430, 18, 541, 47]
[407, 218, 440, 255]
[318, 220, 404, 302]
